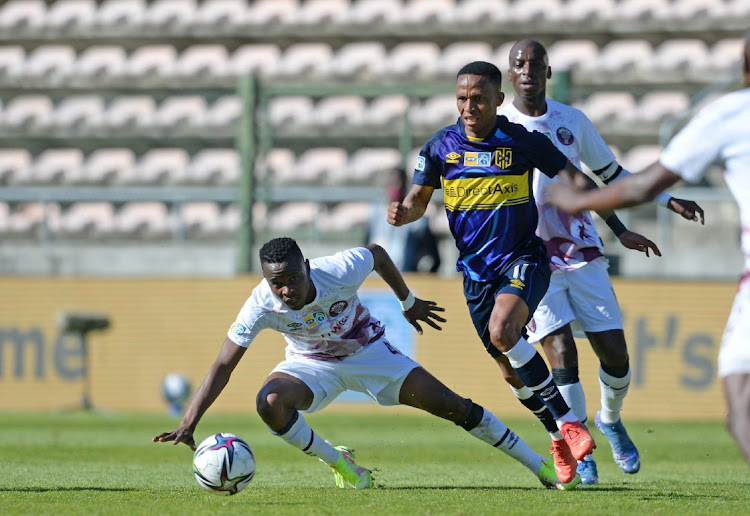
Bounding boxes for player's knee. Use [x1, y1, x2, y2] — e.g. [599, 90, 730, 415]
[255, 386, 282, 420]
[489, 321, 520, 352]
[601, 349, 629, 369]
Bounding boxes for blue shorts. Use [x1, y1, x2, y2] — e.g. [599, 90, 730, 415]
[464, 250, 551, 358]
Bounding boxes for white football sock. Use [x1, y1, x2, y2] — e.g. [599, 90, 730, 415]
[274, 412, 339, 465]
[468, 407, 545, 475]
[599, 366, 631, 424]
[559, 381, 588, 426]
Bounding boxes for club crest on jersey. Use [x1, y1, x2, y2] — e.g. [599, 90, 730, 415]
[495, 147, 513, 168]
[445, 152, 461, 163]
[303, 311, 327, 329]
[463, 152, 492, 167]
[556, 127, 575, 145]
[329, 301, 348, 317]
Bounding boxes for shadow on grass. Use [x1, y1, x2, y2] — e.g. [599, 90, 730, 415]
[0, 487, 138, 493]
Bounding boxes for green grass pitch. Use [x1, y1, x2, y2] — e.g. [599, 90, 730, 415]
[1, 411, 748, 515]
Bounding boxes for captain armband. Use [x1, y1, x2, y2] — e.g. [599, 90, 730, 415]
[591, 161, 623, 184]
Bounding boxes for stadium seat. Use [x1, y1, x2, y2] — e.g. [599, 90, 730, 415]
[191, 0, 248, 30]
[220, 204, 245, 234]
[606, 0, 668, 21]
[344, 0, 401, 27]
[125, 45, 178, 79]
[627, 91, 690, 125]
[378, 42, 441, 80]
[223, 44, 281, 78]
[80, 148, 136, 185]
[579, 40, 653, 77]
[292, 148, 348, 184]
[310, 95, 367, 128]
[73, 46, 128, 80]
[173, 45, 228, 79]
[266, 43, 333, 80]
[658, 0, 720, 20]
[646, 39, 709, 77]
[266, 96, 314, 127]
[22, 45, 76, 80]
[130, 148, 190, 185]
[508, 0, 562, 23]
[47, 95, 105, 130]
[186, 149, 240, 185]
[115, 202, 174, 239]
[264, 148, 296, 184]
[399, 0, 456, 25]
[95, 0, 147, 29]
[0, 149, 31, 185]
[440, 0, 508, 26]
[152, 96, 207, 129]
[725, 0, 750, 16]
[410, 94, 458, 130]
[620, 145, 663, 172]
[29, 149, 84, 185]
[2, 95, 54, 130]
[546, 40, 600, 71]
[4, 202, 58, 239]
[576, 92, 636, 125]
[242, 0, 298, 27]
[363, 95, 409, 128]
[57, 202, 116, 239]
[702, 38, 745, 76]
[321, 42, 387, 80]
[336, 148, 402, 185]
[203, 96, 242, 129]
[293, 0, 350, 26]
[179, 202, 222, 238]
[46, 0, 97, 30]
[103, 96, 156, 129]
[559, 0, 615, 22]
[267, 202, 319, 231]
[0, 46, 25, 80]
[0, 0, 46, 30]
[143, 0, 197, 30]
[425, 42, 494, 78]
[320, 202, 372, 232]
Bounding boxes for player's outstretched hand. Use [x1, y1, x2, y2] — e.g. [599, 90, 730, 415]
[153, 426, 197, 451]
[618, 230, 662, 257]
[402, 298, 446, 335]
[667, 197, 705, 225]
[387, 201, 408, 226]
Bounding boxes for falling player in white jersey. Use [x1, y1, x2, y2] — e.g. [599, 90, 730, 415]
[154, 237, 581, 489]
[548, 31, 750, 466]
[497, 39, 705, 483]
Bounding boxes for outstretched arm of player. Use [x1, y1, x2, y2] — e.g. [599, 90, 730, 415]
[364, 243, 446, 335]
[153, 338, 246, 450]
[548, 161, 684, 214]
[387, 184, 435, 227]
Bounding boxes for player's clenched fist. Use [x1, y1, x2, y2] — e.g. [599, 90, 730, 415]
[387, 201, 408, 226]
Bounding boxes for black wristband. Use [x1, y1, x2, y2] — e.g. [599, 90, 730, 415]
[605, 214, 627, 237]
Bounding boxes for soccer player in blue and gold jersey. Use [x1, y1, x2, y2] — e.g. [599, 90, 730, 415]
[389, 61, 610, 484]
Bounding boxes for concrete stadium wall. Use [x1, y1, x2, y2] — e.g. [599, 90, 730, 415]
[0, 275, 737, 420]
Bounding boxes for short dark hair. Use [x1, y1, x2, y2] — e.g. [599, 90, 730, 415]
[457, 61, 502, 88]
[259, 237, 304, 265]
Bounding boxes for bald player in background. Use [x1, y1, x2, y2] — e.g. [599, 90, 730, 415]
[548, 30, 750, 465]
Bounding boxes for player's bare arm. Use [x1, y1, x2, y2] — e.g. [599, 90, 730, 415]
[153, 337, 246, 450]
[387, 184, 435, 227]
[364, 243, 446, 334]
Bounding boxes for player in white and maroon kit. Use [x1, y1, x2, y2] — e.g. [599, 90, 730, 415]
[155, 238, 580, 489]
[498, 39, 704, 483]
[548, 31, 750, 466]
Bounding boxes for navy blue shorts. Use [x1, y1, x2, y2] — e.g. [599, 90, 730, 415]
[464, 250, 551, 358]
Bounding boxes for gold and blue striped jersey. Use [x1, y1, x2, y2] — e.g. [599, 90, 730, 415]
[413, 115, 568, 281]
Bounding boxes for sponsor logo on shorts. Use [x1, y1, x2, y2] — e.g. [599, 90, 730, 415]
[329, 301, 348, 317]
[286, 322, 303, 330]
[445, 152, 461, 163]
[556, 126, 575, 145]
[416, 155, 426, 171]
[510, 279, 525, 290]
[229, 321, 247, 336]
[303, 311, 327, 329]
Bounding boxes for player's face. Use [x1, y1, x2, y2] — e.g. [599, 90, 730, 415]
[262, 258, 313, 311]
[456, 74, 504, 139]
[508, 44, 550, 100]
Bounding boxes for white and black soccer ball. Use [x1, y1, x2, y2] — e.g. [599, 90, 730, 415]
[192, 433, 255, 495]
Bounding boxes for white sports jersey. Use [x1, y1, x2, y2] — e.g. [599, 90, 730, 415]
[661, 88, 750, 274]
[499, 99, 616, 269]
[227, 247, 385, 360]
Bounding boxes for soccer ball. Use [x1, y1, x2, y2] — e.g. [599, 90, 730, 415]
[192, 433, 255, 495]
[161, 373, 191, 405]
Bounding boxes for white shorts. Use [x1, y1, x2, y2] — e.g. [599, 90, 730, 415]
[271, 337, 420, 413]
[718, 281, 750, 377]
[527, 257, 623, 343]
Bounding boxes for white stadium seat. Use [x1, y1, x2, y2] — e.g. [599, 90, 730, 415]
[180, 202, 222, 238]
[266, 43, 333, 80]
[627, 91, 690, 124]
[379, 42, 441, 80]
[647, 39, 709, 75]
[338, 148, 402, 184]
[546, 40, 600, 71]
[425, 42, 494, 78]
[293, 0, 350, 26]
[47, 95, 105, 129]
[242, 0, 298, 27]
[130, 148, 190, 185]
[203, 96, 243, 129]
[152, 96, 207, 129]
[0, 0, 46, 30]
[321, 42, 386, 80]
[46, 0, 97, 29]
[410, 94, 458, 130]
[264, 148, 296, 184]
[74, 46, 128, 79]
[2, 96, 54, 129]
[320, 202, 372, 232]
[580, 40, 653, 75]
[559, 0, 615, 22]
[223, 44, 281, 78]
[364, 95, 409, 128]
[29, 149, 84, 185]
[95, 0, 147, 28]
[0, 46, 25, 79]
[576, 92, 636, 125]
[267, 202, 319, 231]
[192, 0, 248, 29]
[266, 96, 314, 127]
[173, 45, 228, 79]
[103, 96, 156, 129]
[399, 0, 455, 25]
[0, 149, 31, 185]
[440, 0, 507, 25]
[81, 148, 136, 185]
[115, 202, 173, 239]
[292, 148, 348, 184]
[620, 145, 663, 172]
[125, 45, 178, 78]
[186, 149, 240, 185]
[143, 0, 197, 29]
[605, 0, 668, 21]
[310, 95, 367, 128]
[57, 202, 116, 239]
[344, 0, 401, 27]
[22, 45, 76, 80]
[508, 0, 561, 23]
